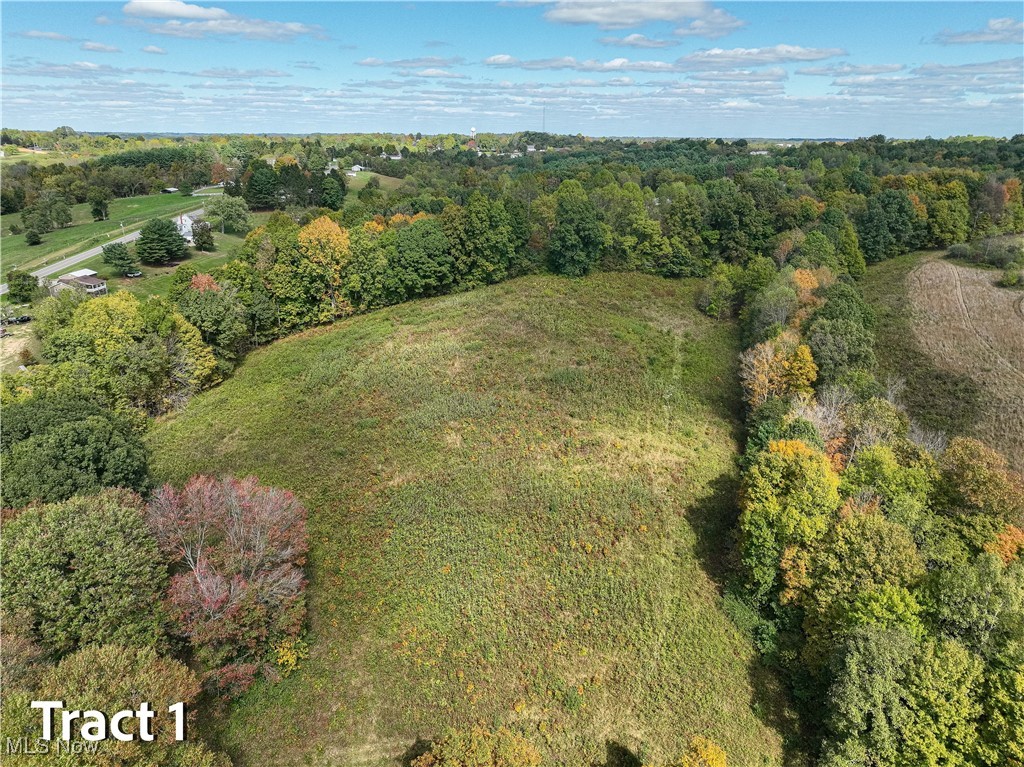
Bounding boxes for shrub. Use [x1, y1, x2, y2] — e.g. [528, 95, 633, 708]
[0, 490, 167, 656]
[947, 243, 971, 260]
[411, 726, 542, 767]
[0, 393, 150, 506]
[997, 269, 1020, 288]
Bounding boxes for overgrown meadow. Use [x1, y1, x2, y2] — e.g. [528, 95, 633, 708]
[149, 273, 792, 767]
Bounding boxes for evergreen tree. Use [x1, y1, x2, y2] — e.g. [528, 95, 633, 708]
[244, 165, 281, 210]
[101, 241, 138, 275]
[136, 218, 187, 265]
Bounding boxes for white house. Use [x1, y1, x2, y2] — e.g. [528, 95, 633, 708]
[177, 214, 195, 244]
[49, 268, 107, 297]
[351, 164, 364, 172]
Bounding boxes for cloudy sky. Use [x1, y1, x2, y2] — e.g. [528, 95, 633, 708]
[2, 1, 1022, 137]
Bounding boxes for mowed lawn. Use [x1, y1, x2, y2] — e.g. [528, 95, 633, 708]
[344, 170, 405, 197]
[148, 273, 792, 767]
[1, 193, 206, 272]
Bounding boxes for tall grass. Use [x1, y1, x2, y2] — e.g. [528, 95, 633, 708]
[149, 273, 792, 767]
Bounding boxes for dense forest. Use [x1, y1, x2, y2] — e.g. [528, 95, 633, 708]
[2, 129, 1023, 766]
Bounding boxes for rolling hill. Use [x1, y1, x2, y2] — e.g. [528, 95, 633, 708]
[148, 273, 792, 767]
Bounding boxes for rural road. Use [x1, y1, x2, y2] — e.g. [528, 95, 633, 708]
[0, 207, 204, 296]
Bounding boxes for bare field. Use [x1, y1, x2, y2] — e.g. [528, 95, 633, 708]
[907, 258, 1024, 470]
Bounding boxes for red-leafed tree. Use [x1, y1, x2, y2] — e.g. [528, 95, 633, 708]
[146, 475, 308, 695]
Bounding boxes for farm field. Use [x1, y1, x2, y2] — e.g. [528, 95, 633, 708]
[0, 193, 208, 272]
[148, 273, 793, 767]
[863, 252, 1024, 471]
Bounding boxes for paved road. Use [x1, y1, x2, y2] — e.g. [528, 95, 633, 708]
[1, 207, 204, 296]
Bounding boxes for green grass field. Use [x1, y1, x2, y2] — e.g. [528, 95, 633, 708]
[148, 273, 793, 767]
[1, 193, 207, 273]
[344, 170, 406, 198]
[0, 150, 82, 167]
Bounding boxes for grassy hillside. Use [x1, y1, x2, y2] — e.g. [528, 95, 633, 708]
[148, 273, 792, 767]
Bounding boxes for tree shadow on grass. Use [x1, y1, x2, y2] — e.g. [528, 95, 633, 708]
[686, 470, 811, 765]
[398, 737, 433, 766]
[591, 740, 642, 767]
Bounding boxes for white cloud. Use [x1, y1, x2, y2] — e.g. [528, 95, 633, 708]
[483, 55, 679, 72]
[933, 18, 1023, 45]
[17, 30, 75, 41]
[192, 68, 291, 79]
[542, 1, 709, 30]
[798, 63, 905, 76]
[535, 1, 745, 38]
[679, 44, 846, 68]
[140, 18, 325, 41]
[484, 46, 844, 75]
[483, 54, 518, 66]
[399, 68, 467, 79]
[831, 58, 1024, 101]
[142, 45, 168, 54]
[358, 56, 464, 68]
[81, 42, 121, 53]
[689, 67, 788, 83]
[122, 1, 325, 41]
[674, 9, 746, 39]
[599, 34, 678, 49]
[122, 1, 231, 20]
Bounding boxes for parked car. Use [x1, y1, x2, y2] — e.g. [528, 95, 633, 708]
[125, 270, 143, 278]
[12, 315, 31, 324]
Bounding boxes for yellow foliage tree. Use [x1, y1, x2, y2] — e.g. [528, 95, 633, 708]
[298, 216, 352, 319]
[782, 344, 817, 396]
[739, 336, 817, 408]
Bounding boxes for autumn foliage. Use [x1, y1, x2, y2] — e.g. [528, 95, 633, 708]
[146, 475, 309, 694]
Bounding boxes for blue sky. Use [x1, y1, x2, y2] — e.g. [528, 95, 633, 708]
[2, 1, 1022, 137]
